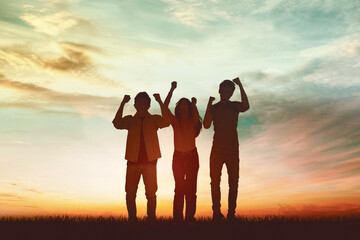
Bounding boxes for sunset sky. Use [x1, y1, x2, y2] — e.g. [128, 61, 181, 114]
[1, 0, 359, 217]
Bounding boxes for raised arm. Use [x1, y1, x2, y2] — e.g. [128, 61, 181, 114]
[164, 81, 177, 108]
[163, 81, 177, 122]
[153, 93, 171, 128]
[191, 97, 200, 122]
[233, 77, 250, 112]
[112, 95, 131, 129]
[203, 96, 215, 129]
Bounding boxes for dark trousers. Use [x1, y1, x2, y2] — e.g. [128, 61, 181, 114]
[125, 162, 157, 220]
[210, 146, 239, 216]
[172, 148, 199, 221]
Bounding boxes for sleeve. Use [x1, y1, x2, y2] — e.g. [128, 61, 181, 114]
[155, 114, 171, 129]
[112, 115, 132, 129]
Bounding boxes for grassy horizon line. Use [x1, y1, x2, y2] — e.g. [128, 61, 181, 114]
[1, 214, 359, 240]
[1, 214, 359, 221]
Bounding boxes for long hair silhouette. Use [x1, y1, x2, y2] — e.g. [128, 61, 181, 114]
[174, 98, 202, 137]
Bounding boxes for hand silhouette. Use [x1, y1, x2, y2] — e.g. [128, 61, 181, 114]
[171, 81, 177, 90]
[209, 96, 215, 102]
[153, 93, 161, 102]
[233, 77, 242, 86]
[191, 97, 197, 105]
[122, 95, 131, 103]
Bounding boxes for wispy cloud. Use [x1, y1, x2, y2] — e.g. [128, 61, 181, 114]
[40, 43, 95, 73]
[0, 193, 26, 202]
[25, 189, 43, 195]
[239, 110, 360, 204]
[300, 38, 360, 59]
[0, 73, 120, 116]
[18, 2, 95, 36]
[0, 42, 95, 73]
[8, 182, 44, 195]
[0, 42, 120, 87]
[277, 202, 360, 216]
[235, 47, 360, 207]
[20, 11, 78, 36]
[163, 0, 231, 28]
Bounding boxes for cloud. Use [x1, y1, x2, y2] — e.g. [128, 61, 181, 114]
[59, 42, 103, 55]
[244, 0, 360, 46]
[277, 202, 360, 216]
[241, 77, 360, 174]
[20, 11, 78, 36]
[25, 189, 43, 195]
[0, 42, 94, 73]
[0, 73, 120, 116]
[40, 44, 94, 73]
[0, 193, 26, 202]
[252, 0, 285, 14]
[235, 55, 360, 205]
[295, 37, 360, 87]
[163, 0, 231, 28]
[0, 42, 120, 87]
[18, 2, 96, 37]
[300, 38, 360, 59]
[277, 203, 299, 216]
[302, 58, 360, 87]
[162, 0, 360, 35]
[0, 73, 112, 103]
[0, 45, 39, 69]
[0, 73, 55, 94]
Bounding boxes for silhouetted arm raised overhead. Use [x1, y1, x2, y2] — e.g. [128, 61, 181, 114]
[203, 96, 215, 129]
[164, 81, 177, 108]
[163, 81, 177, 122]
[112, 95, 131, 129]
[191, 97, 200, 123]
[233, 77, 250, 112]
[153, 93, 171, 128]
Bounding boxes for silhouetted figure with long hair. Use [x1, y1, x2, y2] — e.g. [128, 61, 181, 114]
[203, 77, 250, 221]
[164, 81, 202, 223]
[113, 92, 170, 222]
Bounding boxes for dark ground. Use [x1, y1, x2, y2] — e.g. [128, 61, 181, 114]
[1, 215, 359, 240]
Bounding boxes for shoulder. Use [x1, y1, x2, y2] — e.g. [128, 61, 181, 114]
[230, 101, 240, 107]
[213, 102, 221, 108]
[230, 101, 243, 112]
[123, 115, 134, 119]
[212, 102, 221, 110]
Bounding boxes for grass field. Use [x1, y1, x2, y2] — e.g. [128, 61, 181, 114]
[1, 215, 359, 240]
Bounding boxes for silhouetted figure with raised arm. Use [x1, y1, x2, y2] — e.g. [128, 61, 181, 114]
[112, 92, 170, 222]
[203, 77, 250, 221]
[164, 81, 202, 223]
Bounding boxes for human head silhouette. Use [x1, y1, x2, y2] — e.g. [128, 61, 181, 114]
[175, 98, 192, 119]
[134, 92, 151, 116]
[219, 80, 235, 102]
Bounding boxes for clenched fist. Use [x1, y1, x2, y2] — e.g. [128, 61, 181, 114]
[153, 93, 161, 102]
[171, 81, 177, 90]
[191, 97, 197, 105]
[233, 77, 242, 86]
[122, 95, 131, 104]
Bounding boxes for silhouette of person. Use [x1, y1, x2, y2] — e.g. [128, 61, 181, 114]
[164, 81, 202, 223]
[112, 92, 170, 222]
[203, 77, 250, 221]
